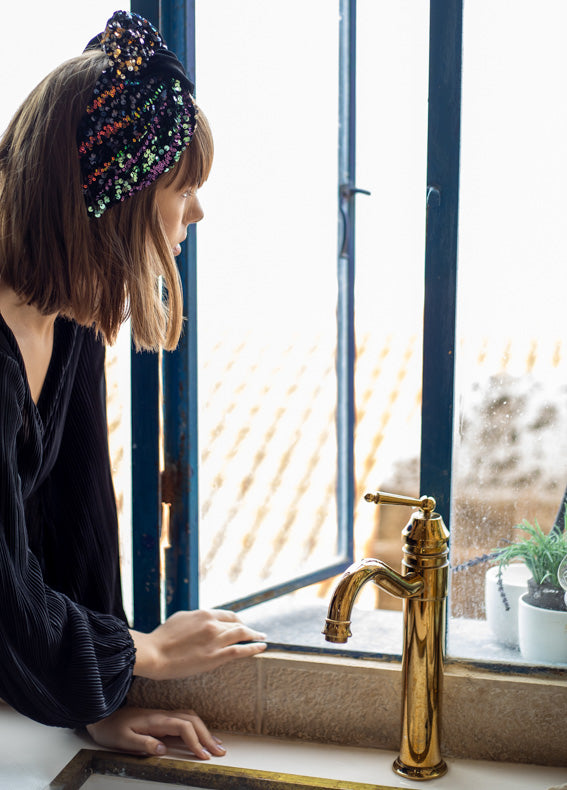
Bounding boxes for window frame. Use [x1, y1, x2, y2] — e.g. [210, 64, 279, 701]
[131, 0, 463, 636]
[131, 0, 359, 629]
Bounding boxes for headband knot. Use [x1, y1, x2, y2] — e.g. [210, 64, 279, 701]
[78, 11, 197, 218]
[100, 10, 162, 77]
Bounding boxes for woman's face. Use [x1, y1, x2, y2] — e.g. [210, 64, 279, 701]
[155, 172, 204, 256]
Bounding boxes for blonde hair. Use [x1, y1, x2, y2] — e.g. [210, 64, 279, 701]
[0, 49, 213, 351]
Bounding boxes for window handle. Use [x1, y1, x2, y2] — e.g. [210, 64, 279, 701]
[339, 183, 371, 258]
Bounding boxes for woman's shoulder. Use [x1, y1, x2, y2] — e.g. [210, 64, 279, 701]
[51, 317, 106, 374]
[72, 321, 107, 375]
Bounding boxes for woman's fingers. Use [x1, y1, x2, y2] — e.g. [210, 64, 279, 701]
[171, 711, 227, 756]
[145, 711, 225, 758]
[211, 608, 240, 623]
[210, 609, 268, 640]
[209, 609, 269, 642]
[216, 622, 267, 647]
[125, 732, 168, 756]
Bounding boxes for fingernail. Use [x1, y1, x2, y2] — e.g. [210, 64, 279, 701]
[156, 744, 167, 755]
[214, 736, 224, 745]
[200, 749, 211, 759]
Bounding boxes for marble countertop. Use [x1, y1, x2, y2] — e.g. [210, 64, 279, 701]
[1, 704, 565, 790]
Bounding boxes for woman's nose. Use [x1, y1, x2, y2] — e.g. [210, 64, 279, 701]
[187, 195, 204, 225]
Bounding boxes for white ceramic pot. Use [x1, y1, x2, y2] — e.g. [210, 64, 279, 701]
[485, 564, 530, 648]
[518, 593, 567, 664]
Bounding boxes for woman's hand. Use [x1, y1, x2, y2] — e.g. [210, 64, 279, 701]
[130, 608, 267, 680]
[86, 706, 227, 759]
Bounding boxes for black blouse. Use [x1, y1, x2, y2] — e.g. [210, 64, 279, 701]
[0, 312, 135, 728]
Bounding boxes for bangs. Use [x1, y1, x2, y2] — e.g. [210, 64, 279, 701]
[163, 105, 214, 190]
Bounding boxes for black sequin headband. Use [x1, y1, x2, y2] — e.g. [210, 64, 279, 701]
[77, 10, 197, 218]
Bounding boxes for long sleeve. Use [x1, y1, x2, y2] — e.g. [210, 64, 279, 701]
[0, 328, 136, 728]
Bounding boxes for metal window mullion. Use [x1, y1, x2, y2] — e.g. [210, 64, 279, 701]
[161, 0, 200, 616]
[420, 0, 463, 522]
[131, 0, 159, 28]
[131, 352, 161, 631]
[337, 0, 356, 561]
[131, 0, 162, 633]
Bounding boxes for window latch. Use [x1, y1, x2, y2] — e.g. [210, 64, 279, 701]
[339, 183, 370, 258]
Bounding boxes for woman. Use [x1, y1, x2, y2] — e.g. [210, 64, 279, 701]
[0, 10, 266, 758]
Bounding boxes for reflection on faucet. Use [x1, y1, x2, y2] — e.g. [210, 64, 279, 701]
[322, 492, 450, 781]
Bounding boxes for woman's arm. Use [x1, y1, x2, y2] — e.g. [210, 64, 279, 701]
[0, 342, 135, 729]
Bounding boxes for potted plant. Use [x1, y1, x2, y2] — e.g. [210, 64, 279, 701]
[491, 518, 567, 664]
[493, 519, 567, 610]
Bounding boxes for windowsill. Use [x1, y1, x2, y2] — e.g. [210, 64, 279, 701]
[239, 596, 566, 671]
[241, 598, 403, 658]
[128, 603, 567, 768]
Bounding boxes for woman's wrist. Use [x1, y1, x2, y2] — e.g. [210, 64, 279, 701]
[129, 629, 161, 679]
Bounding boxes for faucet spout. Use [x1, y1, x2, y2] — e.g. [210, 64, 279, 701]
[323, 558, 423, 643]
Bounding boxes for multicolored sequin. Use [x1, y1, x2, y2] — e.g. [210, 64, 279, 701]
[100, 10, 162, 77]
[77, 11, 197, 218]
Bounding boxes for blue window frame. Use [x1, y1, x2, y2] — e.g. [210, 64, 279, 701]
[131, 0, 463, 635]
[420, 2, 461, 519]
[131, 0, 360, 630]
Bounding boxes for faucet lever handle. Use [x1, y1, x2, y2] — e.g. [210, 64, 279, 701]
[364, 490, 436, 518]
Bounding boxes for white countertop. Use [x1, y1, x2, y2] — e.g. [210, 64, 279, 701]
[0, 705, 565, 790]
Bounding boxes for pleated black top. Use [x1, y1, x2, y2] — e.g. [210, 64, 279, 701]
[0, 312, 135, 728]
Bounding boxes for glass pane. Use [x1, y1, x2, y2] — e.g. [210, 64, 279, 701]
[242, 1, 429, 641]
[449, 0, 567, 665]
[353, 0, 429, 613]
[246, 0, 429, 644]
[195, 1, 341, 607]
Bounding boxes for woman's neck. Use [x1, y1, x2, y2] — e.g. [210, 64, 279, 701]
[0, 283, 57, 336]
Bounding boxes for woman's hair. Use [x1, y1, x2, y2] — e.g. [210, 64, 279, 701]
[0, 49, 213, 351]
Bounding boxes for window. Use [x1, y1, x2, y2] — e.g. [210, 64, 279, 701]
[130, 0, 567, 670]
[131, 0, 357, 629]
[449, 0, 567, 663]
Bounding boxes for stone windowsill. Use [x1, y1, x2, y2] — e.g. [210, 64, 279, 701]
[128, 601, 567, 768]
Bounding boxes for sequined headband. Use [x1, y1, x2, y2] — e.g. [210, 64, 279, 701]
[77, 10, 197, 218]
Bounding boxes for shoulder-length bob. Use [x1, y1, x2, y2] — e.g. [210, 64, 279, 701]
[0, 49, 213, 351]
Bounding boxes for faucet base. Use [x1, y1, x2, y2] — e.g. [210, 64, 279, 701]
[393, 757, 448, 781]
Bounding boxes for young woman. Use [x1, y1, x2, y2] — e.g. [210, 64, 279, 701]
[0, 10, 266, 759]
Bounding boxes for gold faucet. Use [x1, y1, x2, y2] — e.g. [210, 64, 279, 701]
[322, 491, 450, 781]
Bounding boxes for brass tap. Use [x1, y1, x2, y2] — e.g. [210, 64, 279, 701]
[322, 491, 450, 781]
